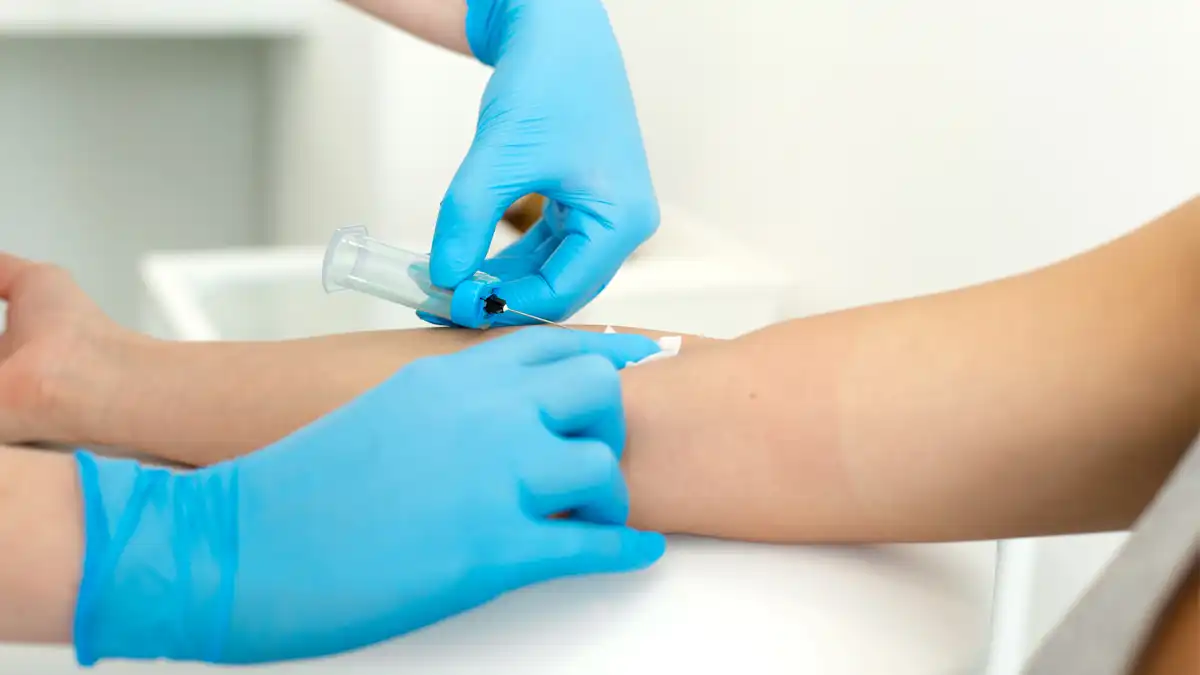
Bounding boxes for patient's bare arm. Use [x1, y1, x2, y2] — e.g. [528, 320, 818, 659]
[7, 197, 1200, 549]
[0, 246, 704, 463]
[622, 196, 1200, 543]
[52, 325, 703, 467]
[54, 197, 1200, 545]
[0, 446, 80, 645]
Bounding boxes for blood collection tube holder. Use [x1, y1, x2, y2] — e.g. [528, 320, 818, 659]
[322, 225, 500, 329]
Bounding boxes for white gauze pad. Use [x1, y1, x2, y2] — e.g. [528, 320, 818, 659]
[604, 326, 682, 367]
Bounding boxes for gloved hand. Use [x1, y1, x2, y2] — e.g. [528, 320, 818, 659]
[72, 328, 666, 665]
[429, 0, 659, 326]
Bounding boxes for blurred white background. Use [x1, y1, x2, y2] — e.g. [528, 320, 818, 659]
[2, 1, 1198, 673]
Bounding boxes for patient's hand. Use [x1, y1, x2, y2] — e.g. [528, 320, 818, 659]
[0, 248, 704, 465]
[0, 253, 133, 444]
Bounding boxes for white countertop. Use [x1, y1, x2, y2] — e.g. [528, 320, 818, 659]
[0, 447, 985, 673]
[3, 536, 994, 674]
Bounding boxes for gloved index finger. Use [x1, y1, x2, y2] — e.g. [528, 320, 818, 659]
[430, 145, 519, 289]
[430, 203, 502, 290]
[467, 327, 661, 368]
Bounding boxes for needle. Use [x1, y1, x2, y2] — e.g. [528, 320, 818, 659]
[482, 293, 569, 329]
[504, 308, 569, 329]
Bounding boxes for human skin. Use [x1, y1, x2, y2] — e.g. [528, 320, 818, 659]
[4, 198, 1199, 543]
[1, 197, 1198, 663]
[340, 0, 472, 57]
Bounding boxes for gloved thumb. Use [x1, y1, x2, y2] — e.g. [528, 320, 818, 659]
[430, 144, 519, 289]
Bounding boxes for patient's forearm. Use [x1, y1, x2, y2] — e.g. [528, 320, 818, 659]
[53, 197, 1200, 544]
[64, 326, 695, 467]
[0, 446, 80, 644]
[623, 197, 1200, 542]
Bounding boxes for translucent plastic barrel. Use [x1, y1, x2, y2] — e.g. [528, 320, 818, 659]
[321, 225, 458, 319]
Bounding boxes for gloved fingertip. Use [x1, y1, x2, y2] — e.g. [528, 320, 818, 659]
[427, 255, 473, 289]
[634, 531, 667, 568]
[416, 311, 455, 327]
[432, 196, 497, 288]
[607, 334, 661, 369]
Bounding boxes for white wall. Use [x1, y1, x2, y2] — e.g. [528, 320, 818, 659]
[0, 37, 272, 327]
[366, 0, 1200, 304]
[265, 4, 490, 250]
[264, 1, 382, 246]
[371, 30, 488, 248]
[263, 0, 489, 250]
[608, 0, 1200, 311]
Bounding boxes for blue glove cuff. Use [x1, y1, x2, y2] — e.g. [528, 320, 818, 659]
[73, 451, 239, 666]
[464, 0, 506, 66]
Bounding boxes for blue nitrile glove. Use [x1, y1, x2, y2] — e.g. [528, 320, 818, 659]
[428, 0, 659, 327]
[72, 328, 665, 666]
